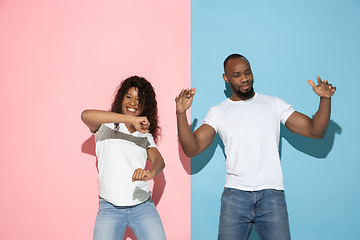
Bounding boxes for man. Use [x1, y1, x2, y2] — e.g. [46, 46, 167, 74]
[175, 54, 336, 240]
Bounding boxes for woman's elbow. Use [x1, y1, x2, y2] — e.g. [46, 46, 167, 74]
[81, 110, 90, 122]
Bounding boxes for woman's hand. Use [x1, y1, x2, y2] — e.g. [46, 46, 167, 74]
[132, 116, 150, 133]
[132, 168, 156, 182]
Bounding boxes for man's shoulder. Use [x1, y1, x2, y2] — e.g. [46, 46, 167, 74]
[208, 98, 230, 110]
[256, 92, 276, 98]
[255, 93, 293, 111]
[255, 93, 284, 102]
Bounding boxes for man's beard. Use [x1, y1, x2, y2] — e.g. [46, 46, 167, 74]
[230, 81, 255, 100]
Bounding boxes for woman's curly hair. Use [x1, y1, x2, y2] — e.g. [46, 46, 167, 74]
[111, 76, 161, 143]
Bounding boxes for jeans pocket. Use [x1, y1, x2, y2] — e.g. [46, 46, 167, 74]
[271, 189, 285, 195]
[222, 187, 236, 196]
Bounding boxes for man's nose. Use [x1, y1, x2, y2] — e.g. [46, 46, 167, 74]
[240, 75, 248, 82]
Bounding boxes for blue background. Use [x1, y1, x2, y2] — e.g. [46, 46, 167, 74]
[191, 0, 360, 239]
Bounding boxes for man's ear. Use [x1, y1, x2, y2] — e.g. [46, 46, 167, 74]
[223, 73, 229, 83]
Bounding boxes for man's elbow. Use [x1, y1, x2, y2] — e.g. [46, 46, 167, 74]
[179, 142, 199, 158]
[184, 151, 197, 158]
[180, 147, 198, 158]
[309, 131, 326, 139]
[312, 135, 325, 139]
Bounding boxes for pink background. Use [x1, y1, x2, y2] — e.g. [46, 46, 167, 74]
[0, 1, 190, 239]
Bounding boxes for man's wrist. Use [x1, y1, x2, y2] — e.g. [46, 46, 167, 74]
[320, 96, 332, 101]
[176, 110, 187, 115]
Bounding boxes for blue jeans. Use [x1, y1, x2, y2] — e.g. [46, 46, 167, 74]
[93, 197, 166, 240]
[218, 188, 291, 240]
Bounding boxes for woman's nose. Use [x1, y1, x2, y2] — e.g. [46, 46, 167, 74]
[130, 98, 136, 105]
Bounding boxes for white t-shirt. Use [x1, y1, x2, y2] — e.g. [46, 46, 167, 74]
[203, 93, 295, 191]
[94, 123, 157, 206]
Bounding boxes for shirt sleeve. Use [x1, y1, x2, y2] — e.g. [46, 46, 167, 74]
[278, 98, 295, 125]
[145, 133, 158, 149]
[202, 107, 218, 132]
[94, 123, 106, 142]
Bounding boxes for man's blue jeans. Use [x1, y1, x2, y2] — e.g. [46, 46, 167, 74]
[218, 188, 291, 240]
[93, 197, 166, 240]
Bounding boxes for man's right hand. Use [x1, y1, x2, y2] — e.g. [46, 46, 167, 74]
[175, 88, 196, 114]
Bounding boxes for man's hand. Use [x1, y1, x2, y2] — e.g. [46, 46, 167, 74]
[132, 168, 156, 182]
[132, 116, 150, 134]
[175, 88, 196, 114]
[308, 76, 336, 99]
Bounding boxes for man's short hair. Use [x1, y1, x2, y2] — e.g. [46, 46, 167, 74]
[223, 54, 247, 71]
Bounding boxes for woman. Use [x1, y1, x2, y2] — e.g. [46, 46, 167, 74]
[81, 76, 166, 240]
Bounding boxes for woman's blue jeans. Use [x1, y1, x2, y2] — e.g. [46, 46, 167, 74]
[93, 197, 166, 240]
[218, 188, 291, 240]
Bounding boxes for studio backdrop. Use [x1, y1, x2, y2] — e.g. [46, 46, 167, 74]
[1, 1, 359, 240]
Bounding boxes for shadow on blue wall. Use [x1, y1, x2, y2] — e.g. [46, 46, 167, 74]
[224, 81, 232, 98]
[280, 120, 341, 159]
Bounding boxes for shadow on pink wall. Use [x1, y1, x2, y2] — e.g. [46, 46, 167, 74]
[81, 135, 166, 240]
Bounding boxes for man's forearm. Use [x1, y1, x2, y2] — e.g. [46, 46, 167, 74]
[176, 112, 200, 157]
[311, 97, 331, 138]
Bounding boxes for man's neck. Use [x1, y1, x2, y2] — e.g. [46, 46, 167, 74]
[230, 92, 255, 101]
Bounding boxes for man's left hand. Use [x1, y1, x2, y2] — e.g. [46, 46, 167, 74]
[308, 76, 336, 98]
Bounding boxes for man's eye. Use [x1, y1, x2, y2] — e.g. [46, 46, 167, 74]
[233, 74, 240, 78]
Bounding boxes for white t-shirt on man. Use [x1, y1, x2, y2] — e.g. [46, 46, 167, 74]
[203, 93, 295, 191]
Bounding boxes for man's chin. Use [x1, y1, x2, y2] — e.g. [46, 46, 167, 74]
[236, 88, 254, 99]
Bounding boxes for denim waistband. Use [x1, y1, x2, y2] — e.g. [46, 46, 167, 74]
[100, 196, 152, 209]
